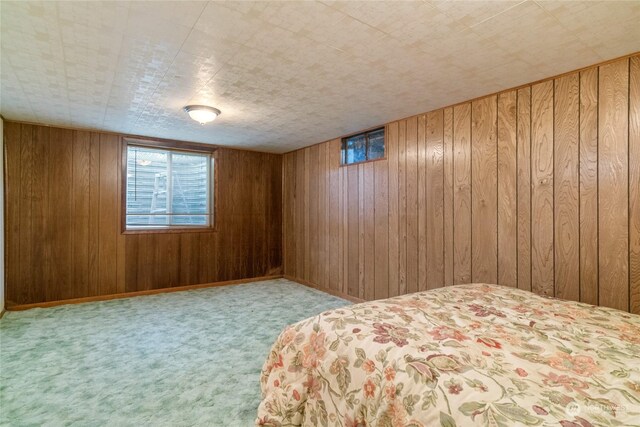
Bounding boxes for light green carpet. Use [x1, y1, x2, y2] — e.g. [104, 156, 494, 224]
[0, 279, 350, 426]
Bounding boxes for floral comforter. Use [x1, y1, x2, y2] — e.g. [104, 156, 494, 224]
[256, 284, 640, 426]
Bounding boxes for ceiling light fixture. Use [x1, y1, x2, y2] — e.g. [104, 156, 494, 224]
[183, 105, 221, 125]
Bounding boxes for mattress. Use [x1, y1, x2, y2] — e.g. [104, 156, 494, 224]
[256, 284, 640, 426]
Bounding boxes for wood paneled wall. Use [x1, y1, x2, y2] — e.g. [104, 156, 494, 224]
[3, 123, 282, 306]
[283, 54, 640, 314]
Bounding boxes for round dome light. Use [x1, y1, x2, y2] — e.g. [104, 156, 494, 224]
[183, 105, 221, 125]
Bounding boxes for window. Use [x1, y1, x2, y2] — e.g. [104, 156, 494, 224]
[125, 143, 214, 230]
[341, 127, 385, 165]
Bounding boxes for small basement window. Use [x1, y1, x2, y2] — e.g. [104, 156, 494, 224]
[125, 142, 214, 231]
[341, 127, 385, 165]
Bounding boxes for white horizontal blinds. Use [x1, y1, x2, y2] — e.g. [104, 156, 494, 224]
[126, 145, 212, 228]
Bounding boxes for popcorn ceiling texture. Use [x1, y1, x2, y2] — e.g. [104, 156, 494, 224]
[1, 1, 639, 153]
[0, 279, 349, 426]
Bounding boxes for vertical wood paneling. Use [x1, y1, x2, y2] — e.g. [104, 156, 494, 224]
[387, 122, 400, 297]
[179, 233, 196, 285]
[453, 104, 472, 284]
[417, 115, 428, 291]
[32, 126, 50, 302]
[98, 134, 119, 296]
[554, 73, 580, 301]
[48, 128, 74, 301]
[283, 153, 291, 275]
[218, 149, 232, 286]
[269, 154, 283, 275]
[347, 165, 359, 297]
[358, 164, 365, 299]
[598, 58, 629, 311]
[4, 122, 22, 303]
[363, 163, 375, 300]
[329, 139, 340, 292]
[116, 138, 127, 294]
[443, 108, 454, 286]
[280, 54, 639, 313]
[283, 153, 295, 276]
[426, 110, 444, 289]
[72, 131, 91, 298]
[497, 90, 518, 287]
[88, 133, 100, 295]
[319, 143, 327, 289]
[471, 95, 498, 283]
[5, 124, 282, 305]
[341, 166, 348, 295]
[7, 55, 640, 312]
[309, 145, 319, 285]
[374, 159, 389, 299]
[295, 149, 305, 278]
[325, 147, 331, 288]
[531, 80, 555, 296]
[517, 87, 532, 292]
[303, 148, 310, 281]
[158, 234, 180, 288]
[18, 125, 34, 303]
[579, 68, 599, 306]
[406, 116, 419, 294]
[398, 120, 408, 295]
[139, 235, 156, 290]
[630, 56, 640, 315]
[124, 236, 138, 292]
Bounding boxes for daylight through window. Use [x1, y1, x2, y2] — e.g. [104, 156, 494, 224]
[341, 127, 385, 165]
[125, 144, 213, 230]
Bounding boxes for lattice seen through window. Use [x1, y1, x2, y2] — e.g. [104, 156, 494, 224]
[126, 145, 213, 229]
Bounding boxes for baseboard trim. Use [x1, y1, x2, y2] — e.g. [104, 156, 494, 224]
[283, 275, 365, 304]
[6, 275, 284, 311]
[0, 309, 5, 319]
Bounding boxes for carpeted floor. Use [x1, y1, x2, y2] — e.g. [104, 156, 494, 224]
[0, 279, 350, 426]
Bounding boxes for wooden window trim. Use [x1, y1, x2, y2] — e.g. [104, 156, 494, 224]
[120, 137, 219, 234]
[340, 127, 386, 167]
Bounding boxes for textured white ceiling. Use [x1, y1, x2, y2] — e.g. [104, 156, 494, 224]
[1, 1, 639, 153]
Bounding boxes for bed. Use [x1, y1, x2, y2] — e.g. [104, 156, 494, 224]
[256, 284, 640, 426]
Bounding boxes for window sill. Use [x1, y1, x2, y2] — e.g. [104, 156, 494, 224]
[122, 226, 216, 235]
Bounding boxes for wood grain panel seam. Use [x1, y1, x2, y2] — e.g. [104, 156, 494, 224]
[515, 90, 519, 289]
[470, 104, 474, 279]
[452, 108, 456, 284]
[627, 58, 633, 312]
[596, 68, 600, 307]
[442, 112, 446, 286]
[553, 83, 556, 297]
[527, 86, 533, 293]
[578, 73, 582, 302]
[495, 95, 499, 283]
[630, 56, 640, 314]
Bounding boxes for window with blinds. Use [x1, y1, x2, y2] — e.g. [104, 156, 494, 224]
[125, 144, 214, 230]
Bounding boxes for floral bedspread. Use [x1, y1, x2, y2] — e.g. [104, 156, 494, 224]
[256, 284, 640, 426]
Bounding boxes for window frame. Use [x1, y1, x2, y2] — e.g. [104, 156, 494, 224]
[121, 137, 218, 234]
[340, 127, 386, 166]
